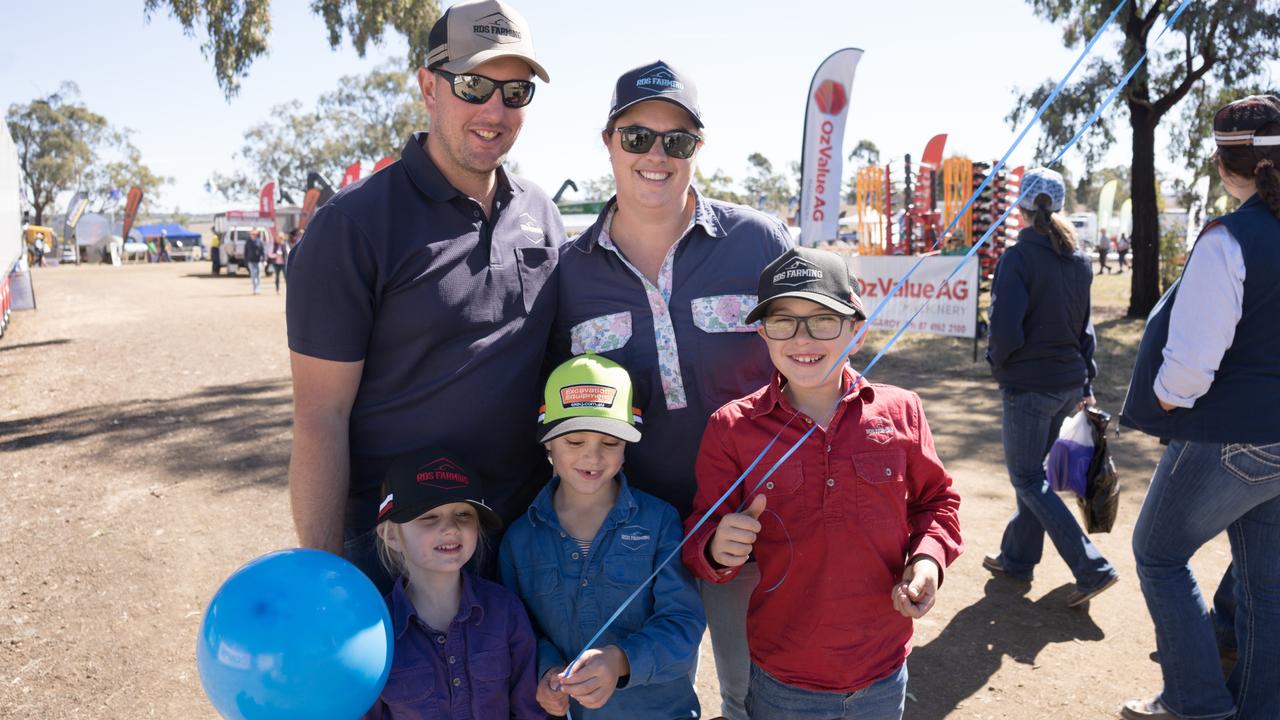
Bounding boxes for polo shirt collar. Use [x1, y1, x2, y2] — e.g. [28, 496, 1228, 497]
[389, 571, 485, 640]
[399, 131, 522, 203]
[750, 367, 876, 419]
[580, 187, 725, 250]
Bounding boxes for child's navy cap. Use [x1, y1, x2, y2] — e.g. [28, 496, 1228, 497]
[745, 247, 866, 323]
[378, 448, 502, 528]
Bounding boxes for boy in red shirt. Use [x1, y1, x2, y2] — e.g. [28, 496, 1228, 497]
[682, 247, 963, 719]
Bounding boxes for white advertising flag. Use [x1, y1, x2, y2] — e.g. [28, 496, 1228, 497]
[799, 48, 863, 247]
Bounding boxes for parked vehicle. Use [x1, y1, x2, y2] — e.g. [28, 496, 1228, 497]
[212, 212, 275, 275]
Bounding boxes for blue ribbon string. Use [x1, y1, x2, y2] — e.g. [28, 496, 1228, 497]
[559, 1, 1193, 712]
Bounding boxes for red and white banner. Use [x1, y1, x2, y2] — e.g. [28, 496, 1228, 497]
[373, 156, 395, 173]
[299, 188, 321, 233]
[259, 181, 276, 222]
[341, 161, 362, 188]
[799, 48, 863, 247]
[848, 255, 978, 338]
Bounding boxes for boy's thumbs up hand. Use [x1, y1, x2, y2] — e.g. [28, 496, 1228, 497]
[709, 494, 767, 568]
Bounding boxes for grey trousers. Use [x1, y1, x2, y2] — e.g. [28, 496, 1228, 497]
[699, 561, 760, 720]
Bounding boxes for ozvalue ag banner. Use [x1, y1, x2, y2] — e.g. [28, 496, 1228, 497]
[848, 255, 978, 339]
[799, 48, 862, 247]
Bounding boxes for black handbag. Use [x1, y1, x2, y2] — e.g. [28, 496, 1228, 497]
[1078, 406, 1120, 533]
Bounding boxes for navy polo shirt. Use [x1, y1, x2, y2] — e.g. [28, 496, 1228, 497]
[551, 194, 793, 517]
[286, 132, 563, 525]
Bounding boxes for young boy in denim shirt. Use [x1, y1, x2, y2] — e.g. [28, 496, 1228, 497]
[500, 354, 706, 719]
[682, 247, 964, 720]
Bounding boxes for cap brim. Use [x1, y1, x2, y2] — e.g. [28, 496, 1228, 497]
[745, 291, 866, 324]
[383, 497, 503, 530]
[439, 49, 550, 83]
[609, 97, 704, 128]
[539, 416, 641, 444]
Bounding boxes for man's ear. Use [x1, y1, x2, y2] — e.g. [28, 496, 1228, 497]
[418, 67, 437, 115]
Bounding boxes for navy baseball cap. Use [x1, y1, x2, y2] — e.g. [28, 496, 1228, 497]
[608, 60, 703, 128]
[745, 247, 866, 323]
[377, 448, 502, 528]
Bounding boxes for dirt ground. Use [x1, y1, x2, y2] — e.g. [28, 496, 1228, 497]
[0, 261, 1230, 719]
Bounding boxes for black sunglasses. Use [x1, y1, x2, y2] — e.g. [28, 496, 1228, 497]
[761, 313, 849, 341]
[609, 125, 702, 159]
[433, 69, 535, 108]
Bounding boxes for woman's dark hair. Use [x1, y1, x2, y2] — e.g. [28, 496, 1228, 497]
[1215, 122, 1280, 220]
[1020, 193, 1077, 255]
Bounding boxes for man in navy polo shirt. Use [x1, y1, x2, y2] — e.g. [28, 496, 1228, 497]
[285, 0, 561, 592]
[551, 60, 793, 720]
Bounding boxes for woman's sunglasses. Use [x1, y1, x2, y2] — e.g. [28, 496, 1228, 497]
[609, 125, 703, 159]
[433, 70, 535, 108]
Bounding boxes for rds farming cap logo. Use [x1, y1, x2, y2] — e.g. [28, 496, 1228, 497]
[416, 457, 470, 490]
[813, 79, 848, 116]
[472, 12, 522, 44]
[635, 65, 684, 95]
[773, 256, 824, 288]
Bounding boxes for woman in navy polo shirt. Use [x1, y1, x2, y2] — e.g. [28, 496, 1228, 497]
[551, 60, 793, 720]
[1121, 94, 1280, 720]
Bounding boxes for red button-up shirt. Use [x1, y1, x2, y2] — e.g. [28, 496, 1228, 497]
[682, 369, 963, 693]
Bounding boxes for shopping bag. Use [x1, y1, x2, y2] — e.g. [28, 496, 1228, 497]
[1078, 406, 1120, 533]
[1046, 410, 1093, 497]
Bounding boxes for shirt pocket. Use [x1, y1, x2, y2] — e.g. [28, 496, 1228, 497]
[380, 666, 435, 707]
[691, 294, 759, 333]
[853, 448, 909, 529]
[516, 561, 561, 598]
[570, 311, 632, 356]
[470, 647, 512, 683]
[752, 462, 813, 543]
[515, 246, 555, 315]
[602, 555, 652, 631]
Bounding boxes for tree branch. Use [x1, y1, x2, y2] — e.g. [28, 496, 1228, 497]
[1151, 13, 1219, 119]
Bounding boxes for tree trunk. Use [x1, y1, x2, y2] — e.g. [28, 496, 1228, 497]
[1128, 110, 1161, 317]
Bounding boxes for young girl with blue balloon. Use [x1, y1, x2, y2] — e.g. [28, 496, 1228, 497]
[364, 448, 542, 719]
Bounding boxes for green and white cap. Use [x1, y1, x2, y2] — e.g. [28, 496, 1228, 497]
[538, 353, 642, 443]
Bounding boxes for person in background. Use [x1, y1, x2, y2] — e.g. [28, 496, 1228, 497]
[270, 233, 287, 294]
[983, 167, 1119, 608]
[1121, 94, 1280, 720]
[244, 229, 265, 295]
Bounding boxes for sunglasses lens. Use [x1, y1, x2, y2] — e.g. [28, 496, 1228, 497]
[453, 74, 497, 104]
[662, 131, 700, 159]
[501, 81, 535, 108]
[618, 128, 657, 154]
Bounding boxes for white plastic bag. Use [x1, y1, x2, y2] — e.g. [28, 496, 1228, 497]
[1046, 411, 1094, 497]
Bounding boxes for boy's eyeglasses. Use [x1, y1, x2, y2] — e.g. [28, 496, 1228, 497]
[433, 70, 535, 108]
[609, 126, 702, 159]
[761, 313, 848, 341]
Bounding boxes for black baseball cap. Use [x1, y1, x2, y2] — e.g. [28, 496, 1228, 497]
[608, 60, 703, 128]
[377, 448, 502, 528]
[745, 247, 866, 323]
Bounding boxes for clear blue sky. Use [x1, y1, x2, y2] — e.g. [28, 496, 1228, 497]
[0, 0, 1249, 214]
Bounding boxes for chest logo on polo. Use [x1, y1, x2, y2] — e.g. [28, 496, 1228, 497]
[620, 525, 651, 551]
[415, 457, 470, 489]
[773, 256, 823, 287]
[865, 417, 893, 445]
[635, 65, 683, 95]
[518, 212, 545, 242]
[472, 12, 521, 44]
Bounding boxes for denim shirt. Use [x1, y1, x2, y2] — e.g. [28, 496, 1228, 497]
[363, 572, 542, 719]
[499, 475, 706, 719]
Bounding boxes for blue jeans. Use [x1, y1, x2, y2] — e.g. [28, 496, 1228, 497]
[248, 261, 261, 293]
[746, 662, 906, 720]
[1133, 439, 1280, 720]
[998, 387, 1115, 589]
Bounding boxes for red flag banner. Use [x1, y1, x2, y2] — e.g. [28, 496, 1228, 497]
[300, 188, 321, 232]
[373, 156, 395, 173]
[259, 181, 276, 222]
[341, 161, 362, 188]
[121, 186, 143, 242]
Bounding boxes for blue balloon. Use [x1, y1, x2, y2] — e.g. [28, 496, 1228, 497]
[197, 549, 393, 720]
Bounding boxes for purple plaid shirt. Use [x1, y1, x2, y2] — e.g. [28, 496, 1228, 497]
[363, 572, 543, 719]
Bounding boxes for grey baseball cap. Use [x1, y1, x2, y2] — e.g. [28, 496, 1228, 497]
[1018, 167, 1067, 213]
[426, 0, 549, 83]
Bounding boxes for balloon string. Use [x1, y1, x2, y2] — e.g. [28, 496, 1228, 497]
[558, 0, 1196, 705]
